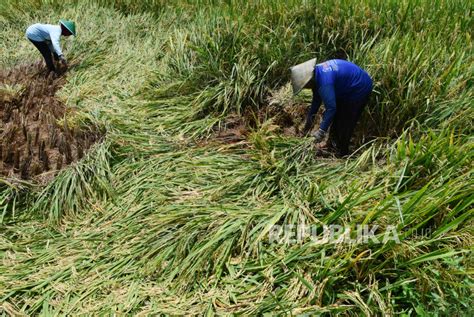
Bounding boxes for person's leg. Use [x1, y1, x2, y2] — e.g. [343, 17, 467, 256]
[46, 40, 59, 61]
[336, 96, 370, 156]
[29, 39, 55, 71]
[337, 106, 357, 156]
[328, 101, 345, 152]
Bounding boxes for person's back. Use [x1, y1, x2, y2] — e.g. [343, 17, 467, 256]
[315, 59, 372, 102]
[26, 23, 62, 42]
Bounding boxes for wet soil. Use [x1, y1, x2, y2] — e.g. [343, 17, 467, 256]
[0, 62, 101, 182]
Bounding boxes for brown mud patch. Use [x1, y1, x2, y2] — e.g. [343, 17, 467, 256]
[0, 62, 101, 182]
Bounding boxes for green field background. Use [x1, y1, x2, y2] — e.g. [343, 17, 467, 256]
[1, 0, 472, 315]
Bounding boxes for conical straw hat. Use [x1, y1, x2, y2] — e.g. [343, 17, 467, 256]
[59, 20, 76, 36]
[290, 58, 316, 95]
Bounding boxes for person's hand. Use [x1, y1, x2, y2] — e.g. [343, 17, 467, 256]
[312, 128, 326, 143]
[59, 55, 67, 66]
[316, 141, 328, 150]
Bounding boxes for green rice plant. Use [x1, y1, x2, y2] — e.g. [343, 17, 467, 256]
[31, 142, 113, 222]
[0, 179, 32, 223]
[0, 0, 473, 315]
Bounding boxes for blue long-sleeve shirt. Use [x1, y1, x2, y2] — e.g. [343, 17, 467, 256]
[305, 59, 373, 132]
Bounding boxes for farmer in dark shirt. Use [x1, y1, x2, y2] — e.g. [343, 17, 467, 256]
[290, 59, 373, 156]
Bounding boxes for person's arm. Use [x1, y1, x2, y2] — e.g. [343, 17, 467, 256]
[318, 84, 337, 132]
[50, 29, 63, 58]
[303, 89, 322, 135]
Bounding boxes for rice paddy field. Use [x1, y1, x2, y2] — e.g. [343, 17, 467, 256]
[1, 0, 473, 315]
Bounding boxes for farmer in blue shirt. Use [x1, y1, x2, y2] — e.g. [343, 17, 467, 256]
[26, 20, 76, 73]
[290, 59, 373, 156]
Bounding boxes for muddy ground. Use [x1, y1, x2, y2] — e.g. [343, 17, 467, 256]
[0, 62, 100, 182]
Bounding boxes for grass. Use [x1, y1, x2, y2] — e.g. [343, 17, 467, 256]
[1, 0, 473, 315]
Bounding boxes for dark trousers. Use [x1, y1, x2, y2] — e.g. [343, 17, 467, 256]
[29, 39, 58, 71]
[328, 94, 370, 156]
